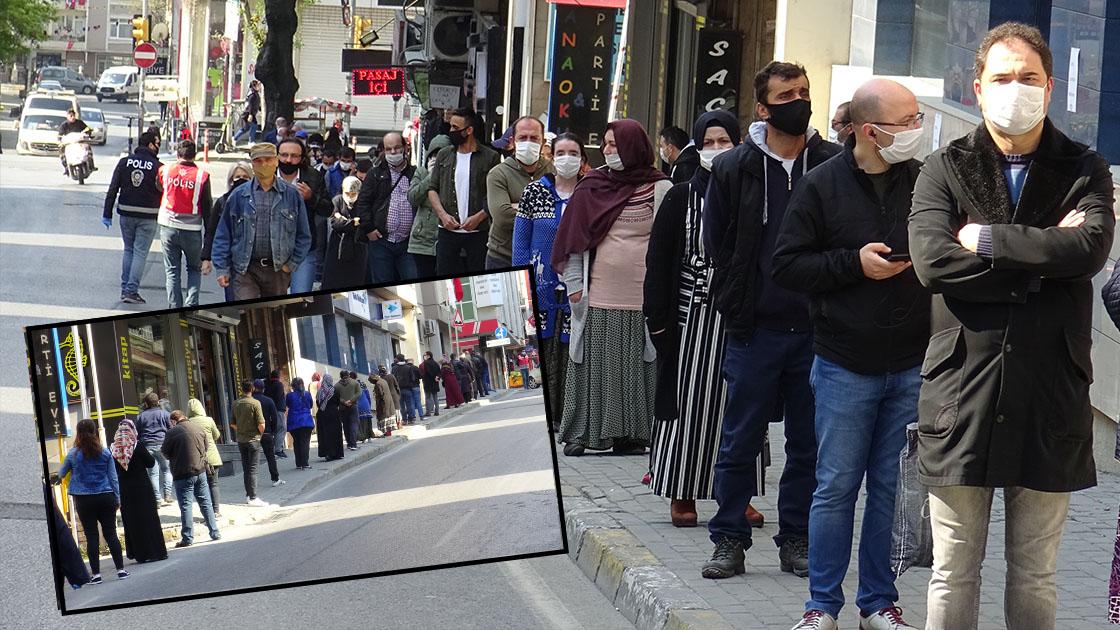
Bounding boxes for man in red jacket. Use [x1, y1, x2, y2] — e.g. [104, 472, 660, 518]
[157, 140, 213, 308]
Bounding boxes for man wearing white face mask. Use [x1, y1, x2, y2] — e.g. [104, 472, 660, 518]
[908, 23, 1114, 630]
[485, 116, 554, 270]
[354, 131, 419, 283]
[773, 78, 929, 630]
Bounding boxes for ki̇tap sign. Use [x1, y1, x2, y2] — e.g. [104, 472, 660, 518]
[351, 66, 406, 97]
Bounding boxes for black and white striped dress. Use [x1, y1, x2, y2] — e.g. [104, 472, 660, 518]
[650, 183, 765, 500]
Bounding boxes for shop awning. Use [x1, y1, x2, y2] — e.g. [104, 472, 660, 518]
[457, 318, 499, 337]
[294, 97, 358, 114]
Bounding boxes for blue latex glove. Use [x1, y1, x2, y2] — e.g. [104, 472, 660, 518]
[102, 217, 112, 229]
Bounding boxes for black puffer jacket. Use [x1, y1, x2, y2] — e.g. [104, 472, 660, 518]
[1104, 264, 1120, 328]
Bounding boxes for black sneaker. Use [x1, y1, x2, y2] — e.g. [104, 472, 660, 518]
[121, 293, 143, 304]
[88, 574, 103, 585]
[131, 293, 146, 304]
[702, 537, 746, 579]
[174, 540, 192, 548]
[780, 536, 809, 578]
[117, 570, 130, 580]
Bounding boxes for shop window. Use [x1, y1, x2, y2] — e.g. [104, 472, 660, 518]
[347, 321, 368, 373]
[127, 318, 175, 407]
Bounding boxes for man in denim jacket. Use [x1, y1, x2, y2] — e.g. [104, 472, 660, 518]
[212, 143, 312, 299]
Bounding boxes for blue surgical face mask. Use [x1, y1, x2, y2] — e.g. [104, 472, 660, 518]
[604, 153, 625, 171]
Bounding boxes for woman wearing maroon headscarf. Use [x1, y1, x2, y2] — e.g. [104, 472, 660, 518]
[551, 119, 673, 457]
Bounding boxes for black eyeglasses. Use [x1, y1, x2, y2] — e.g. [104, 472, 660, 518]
[867, 112, 925, 128]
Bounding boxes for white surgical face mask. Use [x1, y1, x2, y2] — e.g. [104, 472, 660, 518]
[339, 160, 353, 170]
[553, 155, 582, 179]
[873, 126, 924, 164]
[699, 147, 731, 171]
[385, 152, 405, 167]
[515, 141, 541, 166]
[980, 81, 1046, 136]
[604, 152, 625, 171]
[659, 146, 670, 163]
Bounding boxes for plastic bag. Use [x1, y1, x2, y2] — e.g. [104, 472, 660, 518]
[890, 422, 933, 577]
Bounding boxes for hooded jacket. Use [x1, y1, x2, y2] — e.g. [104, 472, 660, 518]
[186, 399, 223, 467]
[408, 135, 453, 257]
[704, 122, 841, 340]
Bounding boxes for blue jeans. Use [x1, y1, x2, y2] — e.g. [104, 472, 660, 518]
[173, 472, 219, 543]
[147, 446, 173, 500]
[289, 248, 320, 294]
[709, 329, 817, 548]
[400, 387, 422, 421]
[233, 121, 258, 143]
[119, 216, 158, 295]
[485, 254, 512, 270]
[424, 388, 439, 415]
[368, 238, 418, 284]
[273, 412, 287, 456]
[520, 367, 530, 390]
[160, 226, 202, 308]
[482, 371, 492, 394]
[806, 355, 920, 619]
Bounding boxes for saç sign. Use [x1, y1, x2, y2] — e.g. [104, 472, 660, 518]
[694, 29, 743, 119]
[352, 67, 406, 97]
[547, 4, 620, 147]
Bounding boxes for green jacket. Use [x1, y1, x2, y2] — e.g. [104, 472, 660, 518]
[486, 155, 553, 261]
[232, 395, 264, 443]
[335, 377, 362, 406]
[427, 142, 501, 232]
[187, 398, 222, 466]
[408, 135, 453, 257]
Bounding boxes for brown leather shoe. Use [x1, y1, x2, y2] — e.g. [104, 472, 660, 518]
[671, 499, 698, 527]
[746, 504, 764, 528]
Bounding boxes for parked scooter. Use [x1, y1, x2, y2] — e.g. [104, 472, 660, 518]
[60, 131, 93, 184]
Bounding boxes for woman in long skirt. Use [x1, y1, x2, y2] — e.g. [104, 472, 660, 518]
[110, 419, 168, 563]
[316, 374, 344, 461]
[441, 360, 465, 408]
[552, 119, 671, 456]
[643, 110, 769, 527]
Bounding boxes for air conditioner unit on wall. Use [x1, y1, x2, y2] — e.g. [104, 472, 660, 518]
[426, 9, 474, 63]
[423, 320, 438, 336]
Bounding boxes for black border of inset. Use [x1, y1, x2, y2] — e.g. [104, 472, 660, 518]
[24, 264, 569, 615]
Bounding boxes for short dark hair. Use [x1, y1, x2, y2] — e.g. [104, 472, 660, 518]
[349, 370, 358, 379]
[139, 131, 159, 148]
[176, 140, 197, 160]
[341, 147, 356, 160]
[66, 108, 76, 115]
[834, 101, 851, 123]
[240, 380, 254, 393]
[278, 137, 306, 161]
[450, 108, 479, 131]
[754, 61, 809, 105]
[975, 21, 1053, 80]
[658, 126, 689, 150]
[270, 369, 280, 379]
[355, 158, 373, 174]
[323, 146, 339, 159]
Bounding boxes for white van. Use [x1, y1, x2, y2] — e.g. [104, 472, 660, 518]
[97, 66, 140, 102]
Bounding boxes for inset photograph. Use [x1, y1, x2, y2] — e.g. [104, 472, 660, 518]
[28, 269, 565, 613]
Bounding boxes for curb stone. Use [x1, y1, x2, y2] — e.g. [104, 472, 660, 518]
[563, 492, 735, 630]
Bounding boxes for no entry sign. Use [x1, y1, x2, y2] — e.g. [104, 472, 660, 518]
[133, 42, 157, 69]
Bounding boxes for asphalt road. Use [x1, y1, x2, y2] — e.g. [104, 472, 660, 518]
[0, 113, 631, 627]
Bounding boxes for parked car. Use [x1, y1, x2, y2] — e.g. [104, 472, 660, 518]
[83, 107, 107, 145]
[36, 66, 97, 95]
[97, 66, 140, 102]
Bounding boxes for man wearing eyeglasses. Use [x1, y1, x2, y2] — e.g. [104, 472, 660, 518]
[773, 78, 929, 630]
[829, 101, 853, 144]
[354, 131, 419, 282]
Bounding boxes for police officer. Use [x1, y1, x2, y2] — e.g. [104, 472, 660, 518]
[104, 130, 163, 304]
[157, 140, 213, 308]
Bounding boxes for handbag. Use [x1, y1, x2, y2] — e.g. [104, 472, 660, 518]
[890, 422, 934, 577]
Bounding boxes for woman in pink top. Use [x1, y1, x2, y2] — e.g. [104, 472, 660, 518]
[551, 119, 673, 457]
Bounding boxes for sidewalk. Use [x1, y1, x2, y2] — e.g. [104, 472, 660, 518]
[559, 427, 1116, 630]
[103, 387, 518, 549]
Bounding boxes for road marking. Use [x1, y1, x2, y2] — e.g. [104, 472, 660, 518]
[500, 559, 585, 630]
[0, 231, 163, 253]
[0, 386, 32, 416]
[399, 416, 545, 440]
[0, 301, 121, 321]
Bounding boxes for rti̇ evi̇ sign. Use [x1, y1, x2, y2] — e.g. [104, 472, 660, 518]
[352, 67, 406, 97]
[547, 5, 620, 146]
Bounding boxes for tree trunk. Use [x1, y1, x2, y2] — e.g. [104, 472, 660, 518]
[255, 0, 299, 131]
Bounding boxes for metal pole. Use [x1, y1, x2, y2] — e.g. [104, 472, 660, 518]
[139, 0, 148, 133]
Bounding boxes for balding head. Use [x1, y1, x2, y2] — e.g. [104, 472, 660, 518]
[849, 79, 919, 150]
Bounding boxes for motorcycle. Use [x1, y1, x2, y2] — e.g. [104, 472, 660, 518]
[60, 131, 93, 184]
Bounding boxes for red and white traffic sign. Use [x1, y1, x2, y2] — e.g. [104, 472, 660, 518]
[133, 42, 157, 69]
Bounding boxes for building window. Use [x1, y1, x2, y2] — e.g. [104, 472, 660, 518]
[910, 0, 950, 79]
[127, 318, 176, 406]
[108, 18, 132, 40]
[346, 321, 368, 373]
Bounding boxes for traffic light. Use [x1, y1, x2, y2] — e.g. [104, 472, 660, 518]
[354, 16, 378, 48]
[131, 15, 149, 45]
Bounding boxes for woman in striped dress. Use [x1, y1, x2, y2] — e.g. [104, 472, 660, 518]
[513, 132, 585, 428]
[552, 119, 673, 456]
[643, 110, 766, 527]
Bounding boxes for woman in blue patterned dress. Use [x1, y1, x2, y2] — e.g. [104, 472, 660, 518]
[513, 133, 585, 428]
